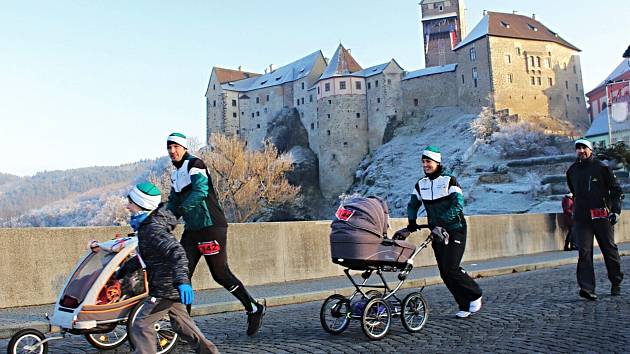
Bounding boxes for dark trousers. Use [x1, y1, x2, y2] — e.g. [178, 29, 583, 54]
[181, 227, 256, 312]
[432, 227, 483, 311]
[574, 220, 623, 292]
[131, 298, 219, 354]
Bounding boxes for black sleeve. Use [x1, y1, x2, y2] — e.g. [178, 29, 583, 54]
[603, 164, 624, 214]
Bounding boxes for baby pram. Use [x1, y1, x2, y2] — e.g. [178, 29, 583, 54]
[320, 196, 446, 340]
[8, 235, 179, 354]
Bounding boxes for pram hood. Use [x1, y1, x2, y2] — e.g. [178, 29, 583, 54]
[331, 195, 389, 237]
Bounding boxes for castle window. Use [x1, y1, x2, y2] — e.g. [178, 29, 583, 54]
[573, 65, 577, 74]
[414, 98, 419, 106]
[251, 113, 255, 118]
[461, 75, 465, 84]
[266, 95, 270, 101]
[310, 95, 313, 102]
[301, 97, 304, 104]
[575, 83, 579, 92]
[317, 87, 320, 94]
[355, 125, 358, 128]
[296, 99, 300, 106]
[310, 123, 314, 130]
[327, 130, 331, 136]
[264, 108, 268, 113]
[387, 79, 391, 85]
[340, 81, 346, 90]
[356, 113, 361, 118]
[472, 67, 478, 80]
[232, 112, 237, 118]
[325, 83, 331, 92]
[469, 47, 476, 61]
[500, 21, 510, 28]
[231, 99, 237, 107]
[327, 114, 331, 118]
[256, 97, 260, 104]
[344, 142, 348, 146]
[530, 56, 535, 67]
[506, 74, 513, 84]
[257, 124, 261, 128]
[328, 100, 332, 104]
[531, 76, 535, 85]
[355, 81, 362, 90]
[241, 111, 244, 115]
[505, 54, 511, 64]
[576, 97, 580, 104]
[565, 81, 569, 89]
[213, 84, 216, 90]
[375, 80, 379, 87]
[438, 4, 443, 11]
[516, 47, 521, 55]
[332, 154, 336, 159]
[536, 77, 541, 85]
[367, 82, 371, 90]
[527, 24, 538, 31]
[536, 57, 541, 67]
[256, 111, 260, 116]
[548, 77, 553, 86]
[544, 58, 551, 68]
[566, 94, 570, 101]
[213, 100, 216, 107]
[377, 98, 381, 103]
[301, 82, 305, 90]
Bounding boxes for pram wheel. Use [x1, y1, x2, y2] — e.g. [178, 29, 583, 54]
[361, 298, 391, 340]
[320, 294, 351, 334]
[127, 301, 179, 354]
[7, 328, 48, 354]
[84, 324, 128, 350]
[401, 291, 429, 332]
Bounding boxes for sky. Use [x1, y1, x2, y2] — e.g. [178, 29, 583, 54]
[1, 0, 628, 176]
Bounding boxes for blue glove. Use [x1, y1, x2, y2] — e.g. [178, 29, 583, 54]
[178, 284, 194, 305]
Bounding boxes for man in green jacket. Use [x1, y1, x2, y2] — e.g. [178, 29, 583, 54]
[166, 132, 265, 336]
[407, 146, 483, 318]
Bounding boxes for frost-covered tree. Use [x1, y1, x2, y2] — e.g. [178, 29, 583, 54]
[90, 195, 129, 226]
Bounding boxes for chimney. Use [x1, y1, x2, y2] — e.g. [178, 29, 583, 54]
[269, 64, 275, 72]
[512, 10, 518, 14]
[532, 13, 536, 20]
[483, 10, 487, 16]
[238, 65, 243, 72]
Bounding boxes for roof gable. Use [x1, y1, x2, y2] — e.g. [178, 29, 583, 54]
[213, 68, 261, 84]
[455, 12, 579, 51]
[319, 44, 363, 80]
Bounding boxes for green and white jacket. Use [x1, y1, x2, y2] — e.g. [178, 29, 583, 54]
[167, 153, 227, 230]
[407, 169, 465, 232]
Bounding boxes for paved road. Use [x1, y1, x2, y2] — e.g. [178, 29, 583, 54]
[2, 259, 629, 353]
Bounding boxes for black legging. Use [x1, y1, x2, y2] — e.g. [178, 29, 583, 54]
[181, 226, 255, 312]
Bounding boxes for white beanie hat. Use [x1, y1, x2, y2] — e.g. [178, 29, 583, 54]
[167, 132, 188, 149]
[128, 182, 161, 211]
[422, 145, 441, 163]
[575, 138, 593, 150]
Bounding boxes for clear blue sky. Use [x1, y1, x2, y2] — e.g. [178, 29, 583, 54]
[1, 1, 628, 176]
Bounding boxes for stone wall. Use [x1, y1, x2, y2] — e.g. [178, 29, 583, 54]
[2, 213, 628, 308]
[455, 37, 493, 113]
[402, 71, 458, 118]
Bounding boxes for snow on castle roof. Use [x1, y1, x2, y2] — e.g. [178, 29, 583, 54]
[221, 50, 324, 92]
[402, 63, 457, 80]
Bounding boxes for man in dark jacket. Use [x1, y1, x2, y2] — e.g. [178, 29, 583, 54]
[165, 132, 265, 336]
[566, 139, 624, 300]
[120, 182, 219, 354]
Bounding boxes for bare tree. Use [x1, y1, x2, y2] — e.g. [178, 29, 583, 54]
[200, 133, 300, 222]
[90, 195, 128, 226]
[148, 167, 174, 203]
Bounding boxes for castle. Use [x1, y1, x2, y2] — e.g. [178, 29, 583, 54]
[206, 2, 589, 199]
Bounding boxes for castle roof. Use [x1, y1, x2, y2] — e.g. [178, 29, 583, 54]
[319, 44, 363, 80]
[454, 12, 579, 51]
[213, 68, 261, 84]
[221, 50, 324, 92]
[402, 63, 458, 80]
[586, 59, 630, 96]
[351, 59, 403, 78]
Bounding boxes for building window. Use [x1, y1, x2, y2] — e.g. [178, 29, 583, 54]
[332, 153, 336, 159]
[328, 100, 332, 104]
[256, 111, 260, 116]
[566, 94, 570, 101]
[367, 82, 371, 90]
[531, 76, 536, 85]
[377, 98, 381, 103]
[461, 74, 465, 84]
[213, 100, 216, 107]
[545, 58, 551, 68]
[301, 82, 305, 90]
[387, 79, 391, 85]
[576, 97, 580, 104]
[327, 130, 331, 136]
[548, 77, 553, 86]
[213, 84, 216, 90]
[301, 97, 304, 104]
[573, 65, 577, 74]
[536, 77, 541, 85]
[327, 114, 330, 118]
[356, 113, 361, 118]
[565, 80, 569, 89]
[264, 108, 267, 113]
[355, 81, 362, 90]
[469, 47, 476, 61]
[232, 112, 237, 118]
[325, 83, 330, 92]
[472, 67, 478, 87]
[516, 47, 521, 55]
[317, 87, 320, 94]
[296, 99, 300, 106]
[251, 113, 255, 118]
[241, 111, 244, 115]
[231, 99, 237, 107]
[339, 81, 346, 90]
[530, 56, 535, 67]
[575, 83, 579, 92]
[310, 123, 314, 130]
[266, 95, 270, 102]
[505, 54, 511, 64]
[344, 142, 348, 146]
[414, 98, 419, 106]
[536, 57, 541, 67]
[438, 4, 443, 11]
[375, 80, 379, 87]
[257, 124, 261, 128]
[506, 73, 513, 84]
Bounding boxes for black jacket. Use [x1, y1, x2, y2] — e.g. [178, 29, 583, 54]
[119, 204, 190, 300]
[566, 156, 623, 222]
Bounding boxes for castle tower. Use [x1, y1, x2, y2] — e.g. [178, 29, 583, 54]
[420, 0, 467, 67]
[315, 44, 367, 199]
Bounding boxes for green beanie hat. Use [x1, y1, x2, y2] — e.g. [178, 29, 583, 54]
[167, 132, 188, 149]
[128, 182, 161, 210]
[422, 145, 441, 163]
